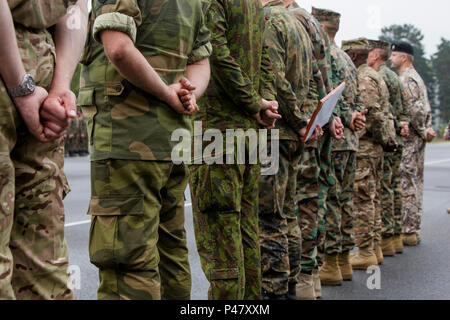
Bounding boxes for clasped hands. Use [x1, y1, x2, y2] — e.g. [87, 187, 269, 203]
[13, 86, 77, 143]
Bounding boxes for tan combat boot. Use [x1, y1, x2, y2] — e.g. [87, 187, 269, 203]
[312, 268, 322, 299]
[350, 247, 378, 270]
[319, 254, 343, 286]
[447, 208, 450, 214]
[381, 237, 396, 257]
[392, 235, 404, 254]
[402, 233, 418, 246]
[296, 273, 316, 300]
[375, 246, 384, 265]
[339, 251, 353, 281]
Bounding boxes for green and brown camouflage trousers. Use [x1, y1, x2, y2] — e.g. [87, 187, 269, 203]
[0, 27, 73, 300]
[392, 148, 404, 236]
[296, 146, 320, 274]
[259, 140, 302, 296]
[381, 148, 403, 238]
[324, 151, 356, 255]
[316, 133, 334, 267]
[189, 160, 261, 300]
[354, 155, 383, 249]
[88, 160, 191, 300]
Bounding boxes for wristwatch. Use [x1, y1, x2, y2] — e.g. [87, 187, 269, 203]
[8, 74, 36, 98]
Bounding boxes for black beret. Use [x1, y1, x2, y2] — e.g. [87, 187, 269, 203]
[391, 42, 414, 56]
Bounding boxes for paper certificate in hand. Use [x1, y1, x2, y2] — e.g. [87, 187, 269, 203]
[302, 82, 346, 143]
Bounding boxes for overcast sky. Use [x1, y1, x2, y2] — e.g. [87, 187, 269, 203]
[297, 0, 450, 57]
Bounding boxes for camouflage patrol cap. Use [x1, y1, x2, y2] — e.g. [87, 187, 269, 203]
[311, 7, 341, 27]
[368, 39, 390, 52]
[342, 37, 370, 51]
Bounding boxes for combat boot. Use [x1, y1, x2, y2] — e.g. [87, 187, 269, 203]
[350, 247, 378, 270]
[319, 254, 343, 286]
[447, 208, 450, 214]
[296, 273, 316, 300]
[392, 235, 404, 254]
[375, 246, 384, 265]
[402, 233, 418, 246]
[262, 289, 288, 301]
[381, 237, 396, 257]
[312, 268, 322, 299]
[287, 283, 297, 301]
[339, 251, 353, 281]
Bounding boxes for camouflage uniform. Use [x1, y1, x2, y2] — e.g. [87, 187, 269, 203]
[189, 0, 275, 300]
[326, 42, 360, 255]
[79, 0, 211, 300]
[258, 1, 311, 297]
[399, 67, 433, 235]
[352, 61, 394, 250]
[312, 8, 360, 258]
[0, 0, 76, 300]
[289, 3, 334, 274]
[375, 61, 409, 238]
[77, 110, 89, 156]
[65, 117, 78, 156]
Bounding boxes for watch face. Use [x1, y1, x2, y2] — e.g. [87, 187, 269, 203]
[25, 74, 35, 92]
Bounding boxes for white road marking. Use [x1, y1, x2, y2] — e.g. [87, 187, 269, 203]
[425, 158, 450, 166]
[65, 203, 193, 228]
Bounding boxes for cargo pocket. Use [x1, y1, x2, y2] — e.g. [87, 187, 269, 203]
[88, 194, 144, 269]
[355, 165, 373, 201]
[209, 267, 240, 299]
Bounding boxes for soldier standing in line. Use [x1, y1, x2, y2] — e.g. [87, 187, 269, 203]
[315, 8, 367, 285]
[343, 38, 397, 271]
[189, 0, 279, 300]
[287, 2, 344, 300]
[66, 116, 79, 157]
[259, 0, 320, 301]
[79, 0, 212, 300]
[0, 0, 88, 299]
[390, 42, 436, 246]
[367, 40, 410, 256]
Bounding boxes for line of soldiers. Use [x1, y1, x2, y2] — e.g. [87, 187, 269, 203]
[78, 0, 436, 301]
[64, 108, 89, 157]
[0, 0, 437, 301]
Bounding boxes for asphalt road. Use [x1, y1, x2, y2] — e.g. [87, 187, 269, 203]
[63, 143, 450, 300]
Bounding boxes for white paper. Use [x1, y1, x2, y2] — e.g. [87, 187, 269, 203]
[305, 83, 346, 142]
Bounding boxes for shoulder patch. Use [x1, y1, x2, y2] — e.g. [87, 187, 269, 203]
[407, 78, 420, 100]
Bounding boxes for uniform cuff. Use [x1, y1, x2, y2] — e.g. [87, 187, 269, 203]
[93, 12, 138, 44]
[188, 43, 213, 64]
[244, 99, 262, 116]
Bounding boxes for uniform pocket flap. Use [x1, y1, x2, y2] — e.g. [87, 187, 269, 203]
[210, 268, 240, 281]
[88, 195, 144, 216]
[78, 87, 95, 106]
[355, 166, 371, 181]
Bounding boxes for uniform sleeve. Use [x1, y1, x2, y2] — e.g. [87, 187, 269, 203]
[205, 1, 262, 115]
[264, 20, 307, 133]
[92, 0, 142, 44]
[397, 81, 410, 123]
[315, 26, 333, 94]
[187, 2, 212, 64]
[259, 41, 277, 101]
[358, 75, 390, 145]
[404, 78, 428, 140]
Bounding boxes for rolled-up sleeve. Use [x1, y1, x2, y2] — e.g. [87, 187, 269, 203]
[188, 3, 212, 64]
[92, 0, 142, 43]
